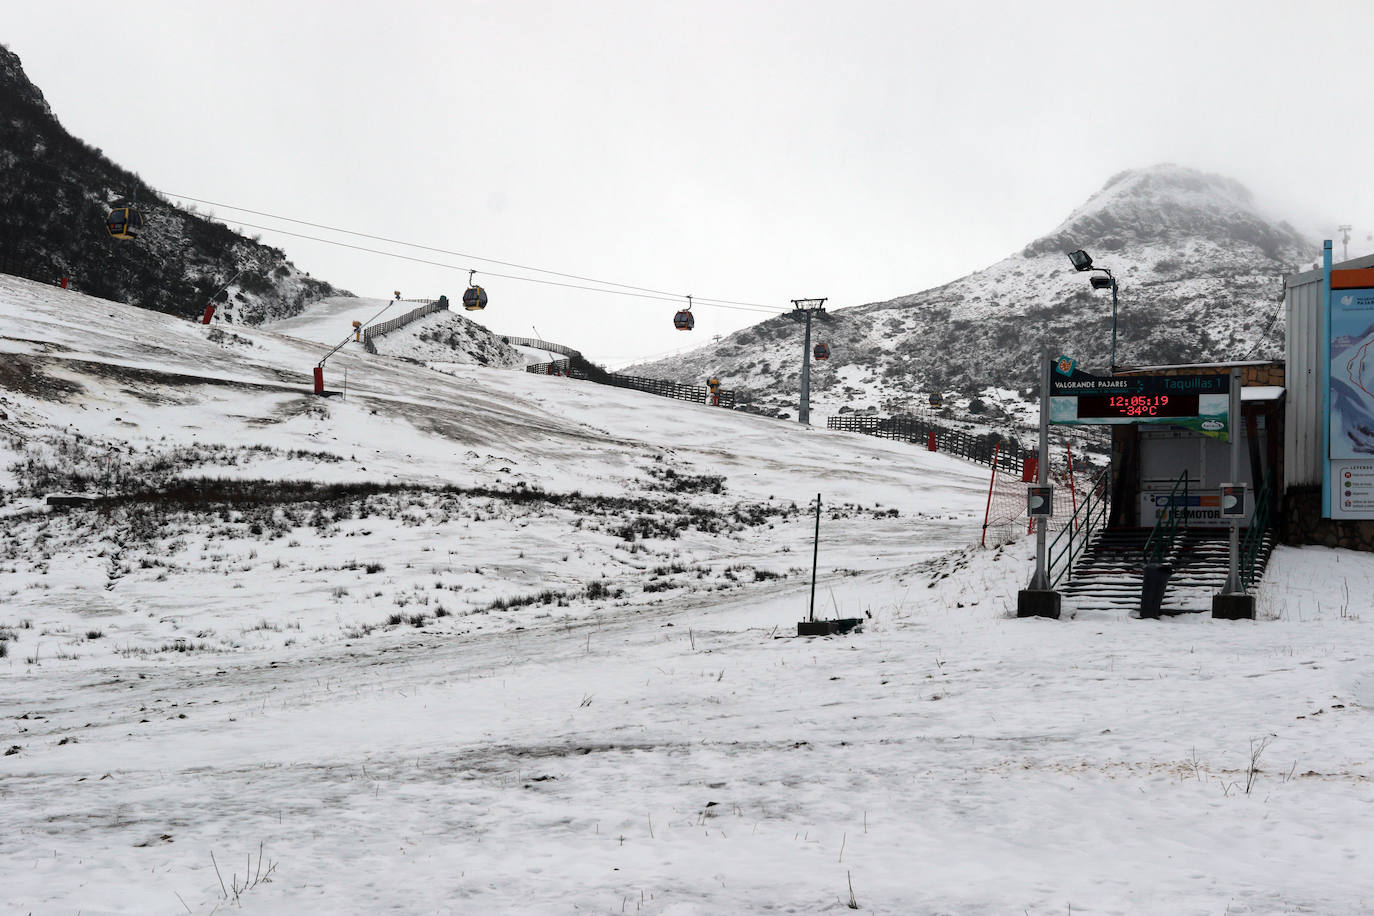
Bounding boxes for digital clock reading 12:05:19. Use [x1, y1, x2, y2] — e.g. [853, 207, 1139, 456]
[1075, 393, 1200, 419]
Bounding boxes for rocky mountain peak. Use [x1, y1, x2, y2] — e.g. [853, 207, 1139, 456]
[0, 44, 342, 324]
[0, 44, 54, 120]
[630, 164, 1318, 426]
[1023, 163, 1307, 261]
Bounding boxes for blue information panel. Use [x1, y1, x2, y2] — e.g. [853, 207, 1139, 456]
[1328, 277, 1374, 518]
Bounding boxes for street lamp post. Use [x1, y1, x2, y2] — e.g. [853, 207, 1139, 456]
[1067, 249, 1119, 372]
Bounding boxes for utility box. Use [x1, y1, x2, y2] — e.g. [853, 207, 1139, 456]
[1027, 485, 1054, 517]
[1220, 483, 1247, 518]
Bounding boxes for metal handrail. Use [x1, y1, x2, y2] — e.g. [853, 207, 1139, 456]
[1143, 469, 1189, 564]
[1048, 468, 1111, 587]
[1240, 472, 1273, 587]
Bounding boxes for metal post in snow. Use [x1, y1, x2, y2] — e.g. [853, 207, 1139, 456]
[809, 493, 821, 623]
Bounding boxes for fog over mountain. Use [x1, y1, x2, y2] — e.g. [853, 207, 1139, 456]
[631, 165, 1316, 423]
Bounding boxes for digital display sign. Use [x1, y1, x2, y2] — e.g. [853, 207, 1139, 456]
[1075, 393, 1201, 419]
[1049, 366, 1229, 438]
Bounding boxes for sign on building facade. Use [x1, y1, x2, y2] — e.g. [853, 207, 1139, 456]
[1050, 367, 1231, 440]
[1327, 268, 1374, 519]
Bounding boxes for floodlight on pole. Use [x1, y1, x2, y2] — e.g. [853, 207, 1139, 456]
[1066, 249, 1119, 372]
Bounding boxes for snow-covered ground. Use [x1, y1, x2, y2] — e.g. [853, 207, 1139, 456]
[2, 275, 1372, 914]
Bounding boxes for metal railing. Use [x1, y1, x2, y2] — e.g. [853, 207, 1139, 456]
[826, 414, 1032, 476]
[1143, 469, 1189, 564]
[1048, 467, 1111, 587]
[1241, 472, 1273, 587]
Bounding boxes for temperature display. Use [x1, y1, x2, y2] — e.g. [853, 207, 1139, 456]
[1076, 393, 1200, 419]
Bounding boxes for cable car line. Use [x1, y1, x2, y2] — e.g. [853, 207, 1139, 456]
[159, 190, 777, 311]
[211, 216, 780, 315]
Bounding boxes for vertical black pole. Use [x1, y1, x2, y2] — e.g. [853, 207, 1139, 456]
[800, 313, 813, 425]
[810, 493, 821, 622]
[1110, 279, 1119, 372]
[1225, 366, 1242, 594]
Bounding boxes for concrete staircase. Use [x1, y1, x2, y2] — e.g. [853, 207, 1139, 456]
[1059, 527, 1276, 616]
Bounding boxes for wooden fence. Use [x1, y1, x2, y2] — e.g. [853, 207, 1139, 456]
[827, 414, 1031, 476]
[527, 358, 737, 409]
[360, 299, 444, 353]
[500, 336, 582, 360]
[0, 251, 66, 289]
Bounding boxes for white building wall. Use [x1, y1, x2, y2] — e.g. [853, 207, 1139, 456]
[1284, 253, 1374, 488]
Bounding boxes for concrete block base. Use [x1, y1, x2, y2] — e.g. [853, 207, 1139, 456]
[1212, 593, 1256, 620]
[796, 618, 863, 637]
[1017, 590, 1061, 619]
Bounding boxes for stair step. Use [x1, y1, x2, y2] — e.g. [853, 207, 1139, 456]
[1056, 525, 1276, 614]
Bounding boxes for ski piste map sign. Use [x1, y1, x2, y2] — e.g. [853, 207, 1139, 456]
[1326, 267, 1374, 519]
[1049, 359, 1231, 440]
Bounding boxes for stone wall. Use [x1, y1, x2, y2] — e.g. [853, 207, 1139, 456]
[1280, 485, 1374, 551]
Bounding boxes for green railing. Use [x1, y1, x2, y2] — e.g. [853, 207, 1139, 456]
[1240, 473, 1273, 587]
[1048, 468, 1111, 588]
[1143, 469, 1189, 564]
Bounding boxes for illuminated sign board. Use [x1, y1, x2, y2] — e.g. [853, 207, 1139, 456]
[1051, 368, 1229, 439]
[1076, 393, 1201, 419]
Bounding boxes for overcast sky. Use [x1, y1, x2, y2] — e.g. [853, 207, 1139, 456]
[6, 1, 1372, 367]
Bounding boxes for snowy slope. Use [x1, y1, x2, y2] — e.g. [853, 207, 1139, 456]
[2, 274, 1373, 914]
[264, 295, 525, 369]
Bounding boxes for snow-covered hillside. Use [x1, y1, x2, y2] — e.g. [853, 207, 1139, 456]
[0, 44, 345, 325]
[631, 165, 1315, 427]
[264, 295, 525, 369]
[2, 274, 1373, 914]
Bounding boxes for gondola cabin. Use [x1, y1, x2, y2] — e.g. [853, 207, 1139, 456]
[813, 342, 830, 361]
[462, 285, 488, 311]
[928, 393, 943, 409]
[673, 309, 694, 331]
[105, 207, 143, 240]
